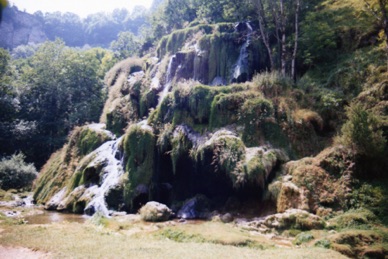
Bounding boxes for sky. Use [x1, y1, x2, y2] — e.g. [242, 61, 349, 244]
[9, 0, 154, 18]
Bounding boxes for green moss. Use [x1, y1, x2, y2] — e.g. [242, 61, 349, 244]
[238, 149, 278, 189]
[76, 128, 111, 157]
[157, 24, 215, 58]
[199, 33, 239, 83]
[193, 131, 245, 186]
[239, 97, 274, 146]
[33, 150, 64, 204]
[140, 89, 158, 118]
[156, 123, 174, 153]
[122, 125, 155, 209]
[148, 95, 174, 125]
[171, 129, 193, 174]
[210, 91, 259, 128]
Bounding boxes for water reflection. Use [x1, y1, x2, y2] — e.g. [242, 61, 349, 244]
[25, 211, 88, 224]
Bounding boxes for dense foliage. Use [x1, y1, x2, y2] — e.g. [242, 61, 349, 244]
[0, 153, 37, 190]
[0, 41, 116, 167]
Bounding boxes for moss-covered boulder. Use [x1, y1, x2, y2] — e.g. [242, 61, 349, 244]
[139, 201, 173, 222]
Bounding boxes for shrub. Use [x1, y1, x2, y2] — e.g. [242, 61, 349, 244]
[252, 71, 293, 97]
[315, 239, 331, 249]
[0, 153, 38, 190]
[293, 232, 314, 245]
[293, 109, 323, 132]
[328, 209, 377, 230]
[340, 103, 385, 157]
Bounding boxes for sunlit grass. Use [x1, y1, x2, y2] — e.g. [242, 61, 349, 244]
[0, 217, 350, 259]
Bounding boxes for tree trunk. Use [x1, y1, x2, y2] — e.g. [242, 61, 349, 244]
[379, 0, 388, 69]
[257, 0, 275, 70]
[291, 0, 301, 80]
[280, 0, 287, 76]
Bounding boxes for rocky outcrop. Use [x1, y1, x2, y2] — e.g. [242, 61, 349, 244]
[0, 7, 47, 49]
[237, 209, 326, 234]
[269, 146, 355, 215]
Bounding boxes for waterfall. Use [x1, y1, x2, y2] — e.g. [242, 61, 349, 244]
[232, 22, 253, 83]
[158, 55, 176, 105]
[82, 136, 125, 216]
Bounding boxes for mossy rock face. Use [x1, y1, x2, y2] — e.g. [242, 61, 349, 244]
[156, 23, 267, 85]
[71, 125, 114, 157]
[33, 124, 115, 209]
[122, 124, 156, 211]
[101, 59, 145, 135]
[194, 130, 245, 186]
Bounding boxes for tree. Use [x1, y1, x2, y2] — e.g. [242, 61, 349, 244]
[341, 103, 385, 157]
[13, 40, 112, 166]
[252, 0, 302, 78]
[110, 31, 141, 59]
[362, 0, 388, 68]
[43, 12, 85, 46]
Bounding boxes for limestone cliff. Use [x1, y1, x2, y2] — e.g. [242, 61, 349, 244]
[0, 7, 47, 49]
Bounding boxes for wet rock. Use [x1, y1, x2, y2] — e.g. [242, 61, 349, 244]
[139, 201, 173, 222]
[177, 195, 211, 219]
[44, 188, 68, 211]
[221, 213, 234, 223]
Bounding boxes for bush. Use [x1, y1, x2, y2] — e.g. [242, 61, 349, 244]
[0, 153, 38, 190]
[328, 209, 377, 230]
[294, 232, 314, 245]
[315, 239, 331, 249]
[252, 71, 293, 97]
[340, 103, 385, 157]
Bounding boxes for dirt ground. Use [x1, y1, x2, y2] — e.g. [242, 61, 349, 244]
[0, 246, 51, 259]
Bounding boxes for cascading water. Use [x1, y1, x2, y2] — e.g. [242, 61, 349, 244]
[81, 136, 125, 216]
[158, 55, 176, 105]
[232, 22, 253, 83]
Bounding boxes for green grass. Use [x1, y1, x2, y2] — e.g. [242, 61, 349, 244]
[0, 219, 349, 259]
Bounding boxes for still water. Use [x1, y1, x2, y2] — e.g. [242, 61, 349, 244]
[24, 211, 88, 224]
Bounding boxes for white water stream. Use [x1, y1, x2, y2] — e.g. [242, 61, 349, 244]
[158, 55, 176, 105]
[81, 136, 125, 216]
[232, 22, 253, 82]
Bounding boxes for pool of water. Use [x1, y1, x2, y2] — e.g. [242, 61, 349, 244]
[24, 211, 88, 224]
